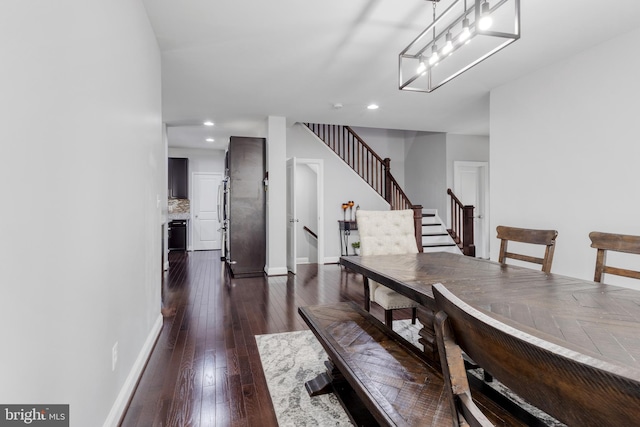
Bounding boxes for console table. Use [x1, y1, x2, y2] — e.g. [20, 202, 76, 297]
[338, 220, 358, 256]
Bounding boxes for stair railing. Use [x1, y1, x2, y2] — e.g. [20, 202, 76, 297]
[303, 225, 318, 239]
[305, 123, 423, 251]
[447, 188, 475, 257]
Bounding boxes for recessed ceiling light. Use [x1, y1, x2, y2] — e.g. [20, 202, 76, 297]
[205, 138, 214, 142]
[367, 104, 379, 110]
[203, 121, 214, 126]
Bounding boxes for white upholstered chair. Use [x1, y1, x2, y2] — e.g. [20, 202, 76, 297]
[356, 209, 419, 327]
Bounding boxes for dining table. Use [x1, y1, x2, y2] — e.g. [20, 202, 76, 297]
[340, 251, 640, 372]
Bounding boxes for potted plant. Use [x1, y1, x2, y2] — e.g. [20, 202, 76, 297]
[351, 241, 360, 255]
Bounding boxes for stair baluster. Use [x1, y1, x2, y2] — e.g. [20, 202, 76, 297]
[447, 188, 475, 257]
[304, 123, 423, 252]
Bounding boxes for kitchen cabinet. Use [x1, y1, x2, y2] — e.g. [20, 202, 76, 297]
[168, 157, 188, 199]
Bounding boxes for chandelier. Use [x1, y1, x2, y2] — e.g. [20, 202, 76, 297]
[399, 0, 520, 93]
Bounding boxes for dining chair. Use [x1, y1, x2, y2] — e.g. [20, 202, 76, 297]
[496, 225, 558, 273]
[356, 209, 419, 328]
[589, 231, 640, 283]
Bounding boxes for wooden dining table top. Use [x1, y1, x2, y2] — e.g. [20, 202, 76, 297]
[340, 251, 640, 371]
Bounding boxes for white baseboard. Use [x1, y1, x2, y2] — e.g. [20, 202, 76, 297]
[296, 257, 310, 264]
[102, 314, 163, 427]
[265, 266, 288, 276]
[323, 256, 340, 264]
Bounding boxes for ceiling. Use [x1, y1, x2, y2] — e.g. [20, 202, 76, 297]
[142, 0, 640, 151]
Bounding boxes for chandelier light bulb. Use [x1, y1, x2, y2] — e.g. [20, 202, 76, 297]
[459, 18, 471, 42]
[417, 57, 427, 74]
[428, 45, 439, 65]
[442, 32, 453, 55]
[478, 1, 493, 30]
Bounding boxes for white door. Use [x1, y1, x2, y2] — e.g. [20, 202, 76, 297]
[192, 172, 223, 250]
[286, 158, 297, 274]
[454, 161, 489, 258]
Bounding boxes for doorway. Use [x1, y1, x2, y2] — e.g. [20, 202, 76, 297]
[453, 161, 489, 258]
[286, 158, 324, 274]
[192, 172, 223, 250]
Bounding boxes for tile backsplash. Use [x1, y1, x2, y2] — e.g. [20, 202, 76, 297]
[168, 198, 190, 214]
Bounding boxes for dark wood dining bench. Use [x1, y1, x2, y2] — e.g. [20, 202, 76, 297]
[298, 302, 526, 427]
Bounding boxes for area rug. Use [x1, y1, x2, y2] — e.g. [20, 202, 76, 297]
[254, 319, 421, 426]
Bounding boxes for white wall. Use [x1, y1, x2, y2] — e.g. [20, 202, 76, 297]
[0, 1, 164, 425]
[445, 134, 490, 190]
[404, 132, 448, 216]
[490, 26, 640, 287]
[287, 124, 388, 262]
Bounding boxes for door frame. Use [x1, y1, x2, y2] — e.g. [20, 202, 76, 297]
[286, 158, 324, 273]
[286, 158, 297, 274]
[453, 161, 489, 258]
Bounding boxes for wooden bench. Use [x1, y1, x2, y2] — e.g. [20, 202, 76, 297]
[298, 302, 526, 427]
[433, 283, 640, 426]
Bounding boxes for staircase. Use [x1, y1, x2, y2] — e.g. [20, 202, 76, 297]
[421, 209, 462, 253]
[303, 122, 468, 255]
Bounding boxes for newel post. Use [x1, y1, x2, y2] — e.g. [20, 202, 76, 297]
[412, 205, 423, 253]
[462, 205, 476, 257]
[383, 158, 391, 204]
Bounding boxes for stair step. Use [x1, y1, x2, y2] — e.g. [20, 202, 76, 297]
[422, 213, 436, 217]
[423, 235, 455, 245]
[423, 232, 449, 237]
[422, 222, 443, 227]
[423, 243, 458, 248]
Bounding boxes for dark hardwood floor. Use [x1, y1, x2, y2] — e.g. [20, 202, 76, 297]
[119, 250, 400, 427]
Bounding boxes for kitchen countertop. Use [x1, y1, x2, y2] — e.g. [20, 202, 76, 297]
[168, 213, 190, 221]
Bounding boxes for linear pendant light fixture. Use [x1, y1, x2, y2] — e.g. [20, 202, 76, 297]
[399, 0, 520, 93]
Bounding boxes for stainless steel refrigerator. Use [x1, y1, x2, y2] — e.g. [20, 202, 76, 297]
[220, 136, 266, 277]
